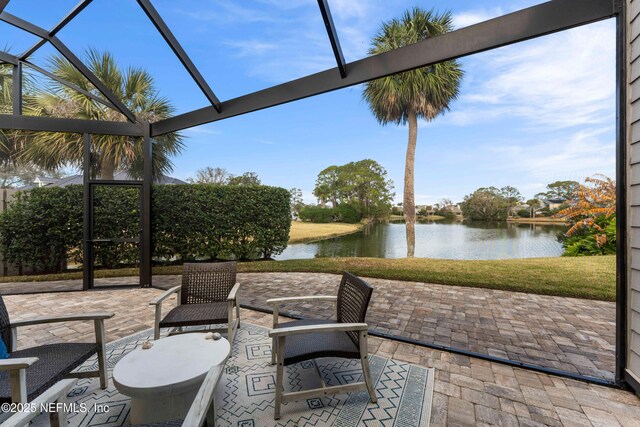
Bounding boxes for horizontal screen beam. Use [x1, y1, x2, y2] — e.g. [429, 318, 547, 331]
[0, 115, 144, 136]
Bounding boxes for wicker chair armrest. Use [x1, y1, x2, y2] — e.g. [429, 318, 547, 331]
[182, 365, 225, 426]
[149, 285, 181, 306]
[2, 379, 76, 427]
[228, 283, 241, 301]
[0, 357, 39, 371]
[269, 322, 368, 338]
[10, 312, 114, 328]
[267, 295, 337, 306]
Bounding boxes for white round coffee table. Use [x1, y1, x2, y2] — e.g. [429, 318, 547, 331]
[113, 333, 230, 424]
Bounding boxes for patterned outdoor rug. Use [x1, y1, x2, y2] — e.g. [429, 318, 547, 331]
[36, 323, 434, 426]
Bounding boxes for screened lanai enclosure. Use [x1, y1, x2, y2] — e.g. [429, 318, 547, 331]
[0, 0, 639, 397]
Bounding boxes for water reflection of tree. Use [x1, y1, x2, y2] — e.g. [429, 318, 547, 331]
[305, 221, 565, 259]
[314, 223, 387, 258]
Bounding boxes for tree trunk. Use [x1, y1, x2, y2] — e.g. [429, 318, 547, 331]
[404, 111, 418, 258]
[100, 154, 116, 180]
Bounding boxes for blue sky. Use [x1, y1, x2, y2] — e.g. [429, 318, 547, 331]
[1, 0, 616, 204]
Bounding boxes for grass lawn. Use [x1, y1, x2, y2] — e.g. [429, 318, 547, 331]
[238, 256, 616, 301]
[0, 256, 615, 301]
[288, 221, 363, 243]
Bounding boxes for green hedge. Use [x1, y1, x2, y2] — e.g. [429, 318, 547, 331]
[0, 184, 291, 273]
[298, 204, 361, 224]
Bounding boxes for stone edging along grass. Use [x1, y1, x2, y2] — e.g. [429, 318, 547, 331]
[0, 256, 616, 302]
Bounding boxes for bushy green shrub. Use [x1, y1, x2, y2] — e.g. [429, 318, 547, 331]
[299, 206, 334, 223]
[561, 215, 616, 256]
[0, 184, 291, 273]
[298, 204, 362, 224]
[0, 187, 80, 273]
[516, 208, 531, 218]
[334, 204, 361, 223]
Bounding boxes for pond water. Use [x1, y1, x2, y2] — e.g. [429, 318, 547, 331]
[276, 221, 566, 260]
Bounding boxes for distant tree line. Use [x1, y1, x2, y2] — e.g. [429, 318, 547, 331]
[187, 167, 261, 186]
[459, 180, 581, 221]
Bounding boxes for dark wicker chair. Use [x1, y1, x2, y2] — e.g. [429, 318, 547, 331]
[267, 272, 377, 420]
[150, 262, 240, 343]
[0, 295, 113, 407]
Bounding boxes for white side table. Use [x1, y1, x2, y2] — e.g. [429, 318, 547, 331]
[113, 333, 230, 424]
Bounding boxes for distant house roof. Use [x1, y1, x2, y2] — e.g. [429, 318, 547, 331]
[24, 172, 186, 189]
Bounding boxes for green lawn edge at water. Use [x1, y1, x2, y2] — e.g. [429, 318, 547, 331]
[0, 256, 616, 301]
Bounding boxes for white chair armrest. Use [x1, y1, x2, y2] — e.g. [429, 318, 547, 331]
[266, 296, 337, 305]
[269, 322, 368, 338]
[0, 357, 39, 371]
[149, 285, 181, 305]
[10, 313, 114, 328]
[228, 283, 241, 301]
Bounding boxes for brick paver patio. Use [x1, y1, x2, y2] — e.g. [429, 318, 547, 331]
[1, 272, 616, 381]
[2, 286, 638, 427]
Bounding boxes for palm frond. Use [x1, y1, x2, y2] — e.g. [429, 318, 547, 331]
[362, 8, 463, 126]
[23, 48, 184, 179]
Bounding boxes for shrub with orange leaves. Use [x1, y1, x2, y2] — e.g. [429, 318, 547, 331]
[553, 174, 616, 254]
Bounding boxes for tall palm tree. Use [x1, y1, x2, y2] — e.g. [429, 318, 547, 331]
[363, 8, 463, 257]
[24, 49, 183, 180]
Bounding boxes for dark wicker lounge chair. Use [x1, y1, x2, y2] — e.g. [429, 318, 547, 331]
[0, 295, 113, 406]
[267, 272, 377, 420]
[150, 262, 240, 343]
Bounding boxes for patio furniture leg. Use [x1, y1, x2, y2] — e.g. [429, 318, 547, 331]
[154, 304, 162, 340]
[10, 326, 17, 352]
[271, 337, 277, 366]
[271, 305, 279, 365]
[95, 319, 108, 389]
[206, 398, 216, 427]
[228, 300, 235, 345]
[49, 393, 69, 427]
[9, 369, 27, 403]
[274, 336, 285, 420]
[359, 331, 376, 403]
[236, 302, 240, 327]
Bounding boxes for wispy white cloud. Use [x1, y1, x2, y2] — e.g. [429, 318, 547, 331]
[453, 8, 505, 29]
[223, 40, 278, 57]
[439, 20, 615, 131]
[183, 126, 221, 136]
[330, 0, 370, 20]
[482, 127, 616, 184]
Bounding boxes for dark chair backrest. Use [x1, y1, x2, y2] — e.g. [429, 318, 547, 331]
[181, 262, 237, 305]
[0, 295, 12, 351]
[336, 272, 373, 346]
